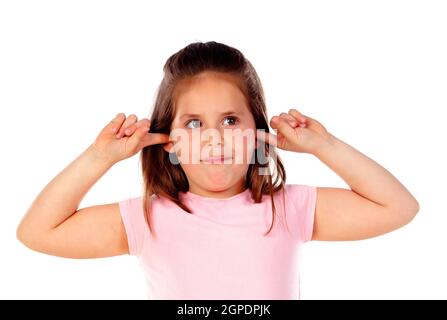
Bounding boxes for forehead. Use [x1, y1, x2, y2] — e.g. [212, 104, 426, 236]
[174, 71, 249, 115]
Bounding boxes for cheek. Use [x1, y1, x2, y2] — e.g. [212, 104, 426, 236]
[231, 130, 257, 164]
[180, 163, 199, 176]
[172, 133, 201, 164]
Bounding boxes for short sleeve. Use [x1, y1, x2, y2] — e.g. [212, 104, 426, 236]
[118, 196, 147, 256]
[284, 184, 317, 243]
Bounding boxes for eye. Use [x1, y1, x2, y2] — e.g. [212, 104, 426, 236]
[185, 119, 201, 129]
[223, 116, 239, 126]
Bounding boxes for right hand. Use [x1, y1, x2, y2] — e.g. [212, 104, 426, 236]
[90, 113, 170, 165]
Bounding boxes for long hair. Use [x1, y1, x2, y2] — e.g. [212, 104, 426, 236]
[140, 41, 287, 237]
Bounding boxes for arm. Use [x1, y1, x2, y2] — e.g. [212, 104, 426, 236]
[267, 108, 419, 241]
[17, 113, 169, 258]
[16, 144, 129, 258]
[312, 133, 419, 241]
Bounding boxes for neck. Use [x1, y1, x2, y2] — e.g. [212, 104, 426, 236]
[188, 181, 247, 199]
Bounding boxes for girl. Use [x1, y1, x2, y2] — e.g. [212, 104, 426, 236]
[16, 41, 419, 299]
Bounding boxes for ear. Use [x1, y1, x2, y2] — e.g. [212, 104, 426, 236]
[162, 141, 175, 153]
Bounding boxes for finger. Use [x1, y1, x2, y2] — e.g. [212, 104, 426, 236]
[288, 109, 310, 128]
[140, 131, 171, 148]
[256, 129, 277, 147]
[123, 119, 150, 137]
[270, 116, 297, 142]
[108, 113, 126, 133]
[279, 112, 299, 127]
[116, 114, 138, 138]
[127, 124, 151, 150]
[290, 109, 323, 129]
[288, 109, 307, 123]
[114, 114, 136, 138]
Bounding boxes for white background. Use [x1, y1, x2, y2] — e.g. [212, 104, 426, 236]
[1, 0, 446, 299]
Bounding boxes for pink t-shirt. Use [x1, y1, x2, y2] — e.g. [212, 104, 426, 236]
[118, 183, 316, 300]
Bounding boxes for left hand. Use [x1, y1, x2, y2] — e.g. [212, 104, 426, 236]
[257, 108, 333, 155]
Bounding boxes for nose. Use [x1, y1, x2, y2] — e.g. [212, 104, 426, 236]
[201, 129, 227, 157]
[202, 128, 224, 146]
[207, 139, 223, 147]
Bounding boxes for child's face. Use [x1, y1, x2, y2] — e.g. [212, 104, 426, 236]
[164, 71, 257, 194]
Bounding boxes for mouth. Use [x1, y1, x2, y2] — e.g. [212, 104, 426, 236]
[201, 156, 233, 164]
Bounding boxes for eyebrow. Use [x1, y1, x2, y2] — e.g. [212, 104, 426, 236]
[179, 111, 243, 120]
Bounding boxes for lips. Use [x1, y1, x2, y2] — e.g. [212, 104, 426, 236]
[201, 156, 233, 164]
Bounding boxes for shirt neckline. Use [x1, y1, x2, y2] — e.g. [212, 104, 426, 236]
[183, 187, 251, 202]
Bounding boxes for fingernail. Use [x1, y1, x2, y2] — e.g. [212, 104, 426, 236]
[125, 129, 131, 134]
[111, 127, 117, 133]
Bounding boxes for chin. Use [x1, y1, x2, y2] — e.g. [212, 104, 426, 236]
[203, 182, 233, 192]
[199, 177, 238, 191]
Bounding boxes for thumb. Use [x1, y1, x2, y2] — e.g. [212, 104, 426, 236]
[140, 131, 171, 148]
[270, 116, 296, 141]
[256, 130, 278, 147]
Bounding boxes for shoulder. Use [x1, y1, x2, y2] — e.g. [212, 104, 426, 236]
[267, 184, 317, 219]
[118, 195, 159, 256]
[118, 195, 143, 209]
[118, 193, 175, 224]
[279, 184, 318, 242]
[280, 183, 317, 204]
[283, 183, 316, 192]
[118, 194, 161, 212]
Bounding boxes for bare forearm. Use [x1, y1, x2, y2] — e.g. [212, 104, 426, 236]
[18, 144, 114, 234]
[313, 133, 419, 211]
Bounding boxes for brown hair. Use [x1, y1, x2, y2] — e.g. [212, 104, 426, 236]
[140, 41, 287, 237]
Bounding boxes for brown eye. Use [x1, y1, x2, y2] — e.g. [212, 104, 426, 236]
[223, 116, 239, 126]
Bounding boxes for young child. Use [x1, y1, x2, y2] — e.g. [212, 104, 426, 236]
[16, 41, 419, 300]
